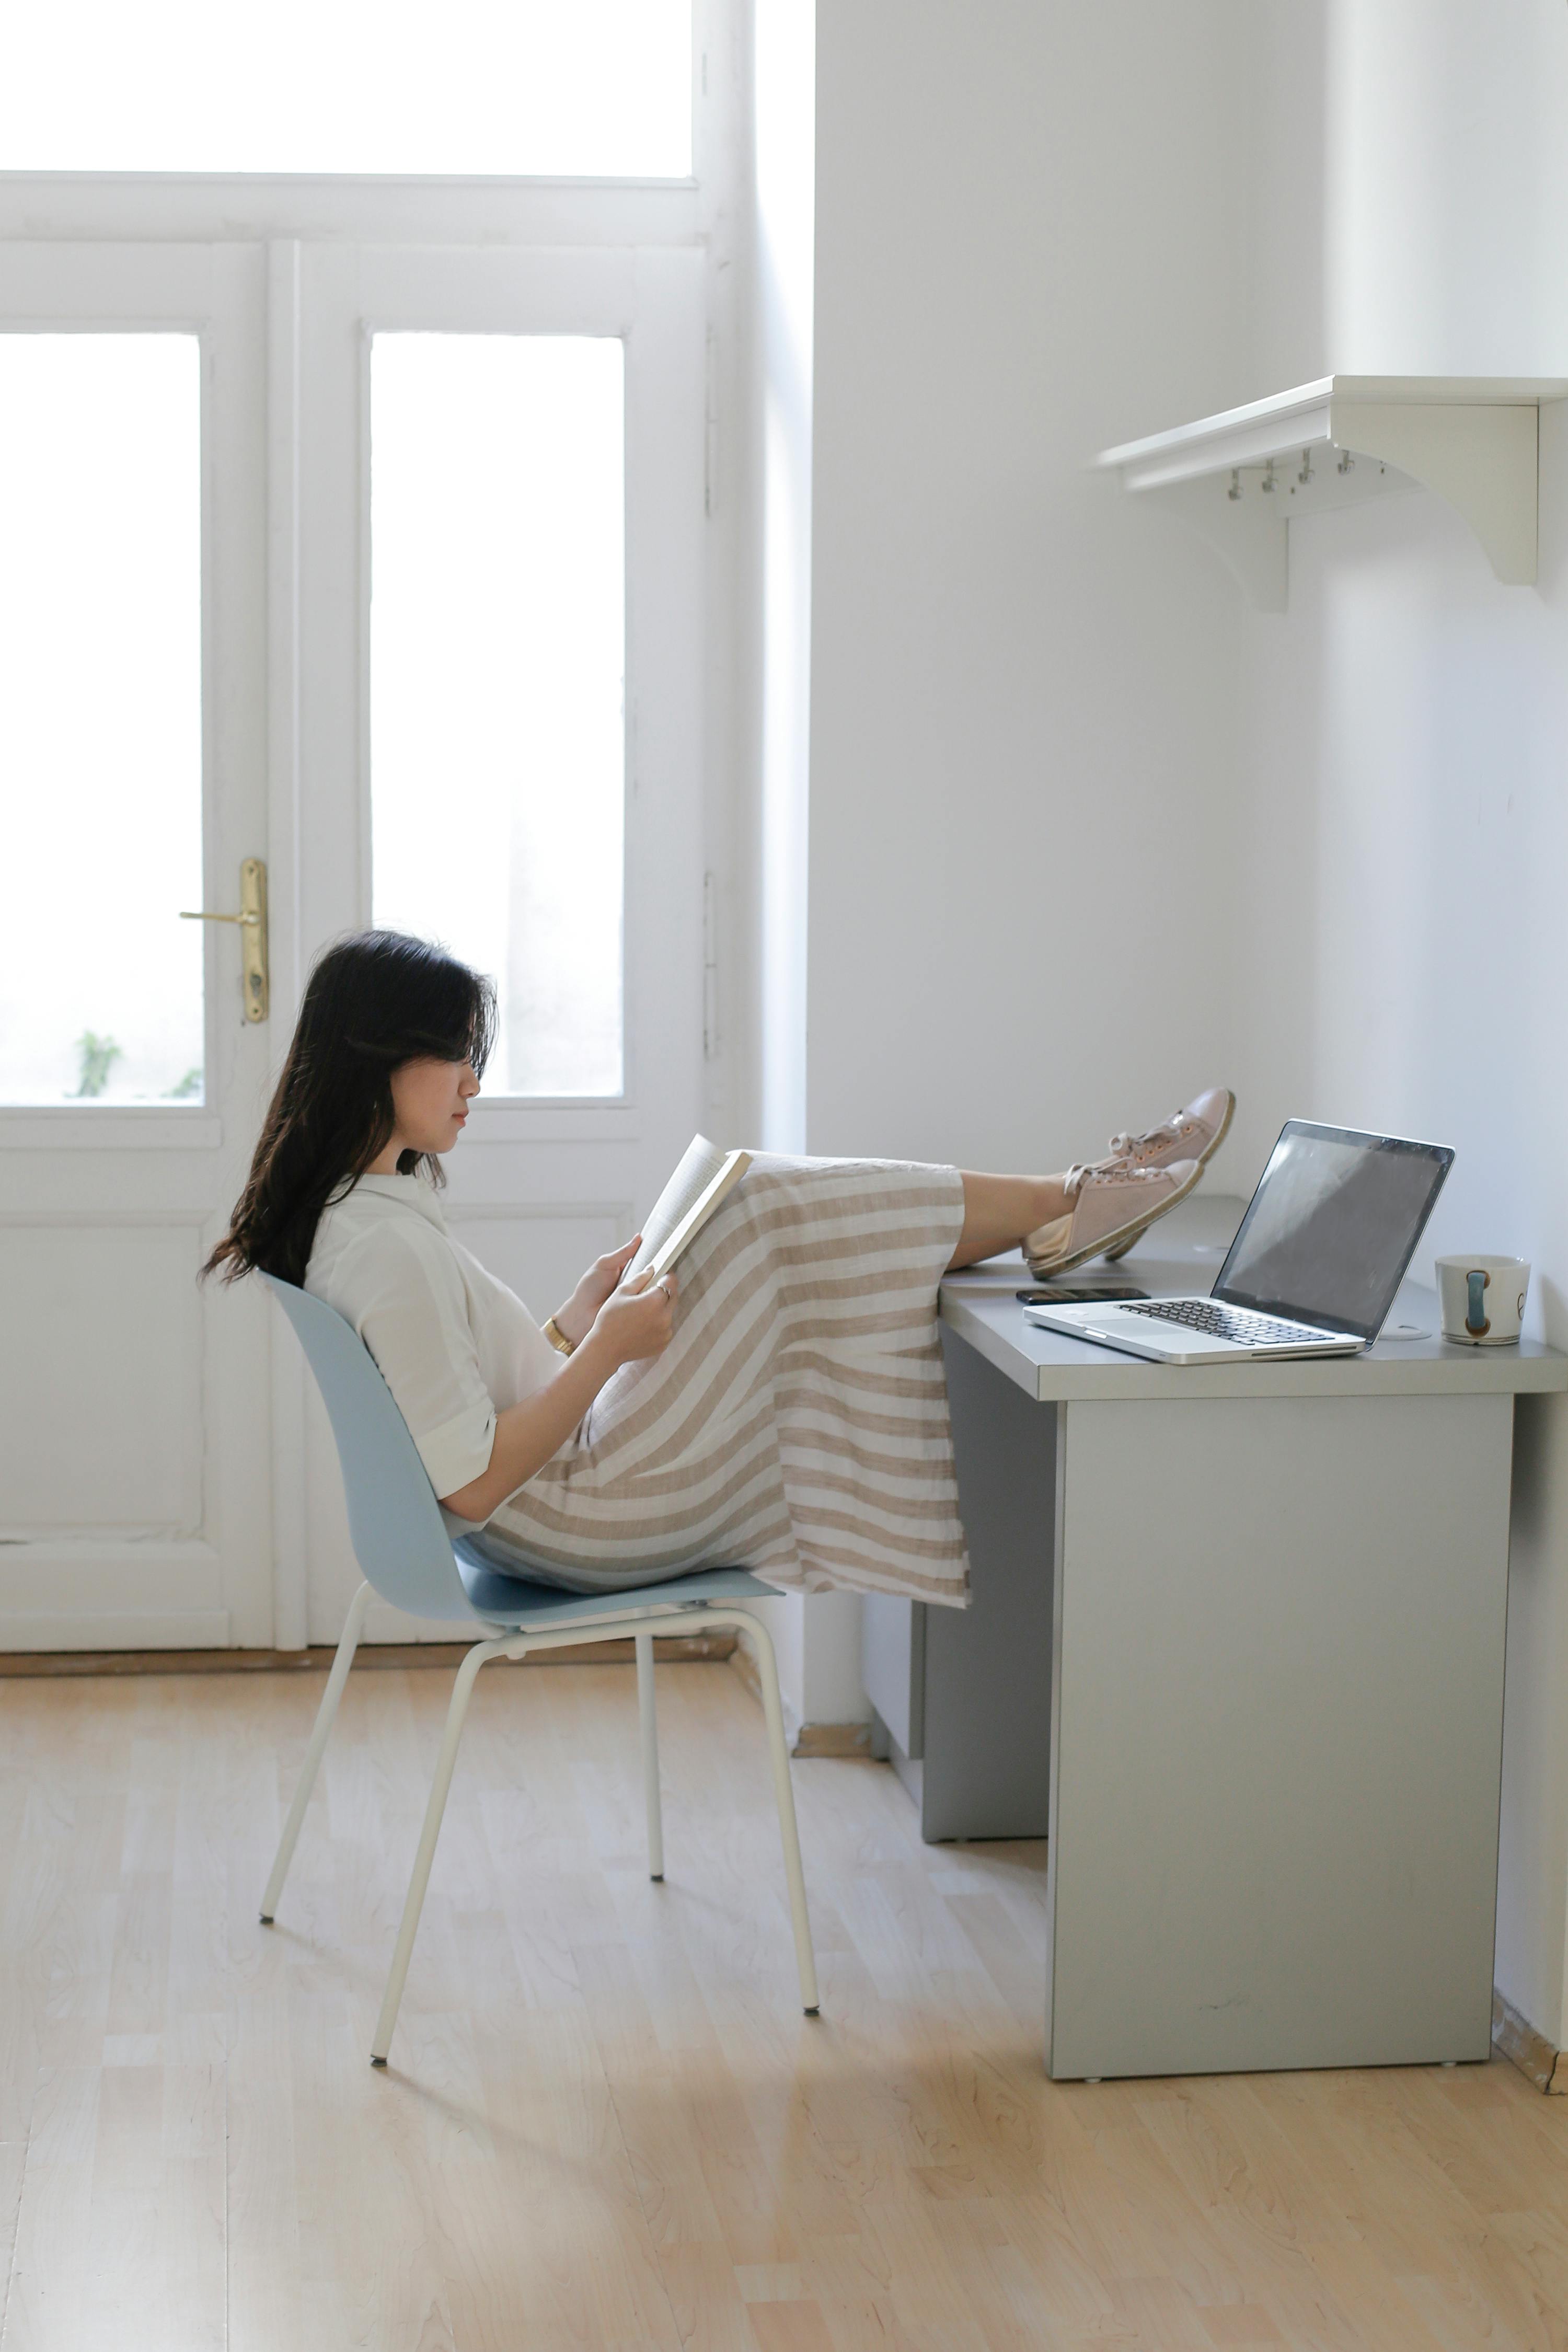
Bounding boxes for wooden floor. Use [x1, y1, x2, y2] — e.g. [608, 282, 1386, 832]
[4, 1663, 1568, 2352]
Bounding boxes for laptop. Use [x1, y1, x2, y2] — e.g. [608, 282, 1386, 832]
[1023, 1121, 1453, 1363]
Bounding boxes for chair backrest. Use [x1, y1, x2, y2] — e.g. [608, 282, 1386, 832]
[263, 1272, 474, 1623]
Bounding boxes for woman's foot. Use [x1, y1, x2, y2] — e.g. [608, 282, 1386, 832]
[1023, 1159, 1202, 1278]
[1097, 1087, 1233, 1261]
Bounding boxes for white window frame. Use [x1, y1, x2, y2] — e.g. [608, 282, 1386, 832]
[0, 0, 750, 1144]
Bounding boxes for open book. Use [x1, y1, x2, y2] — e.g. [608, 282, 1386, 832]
[627, 1135, 753, 1283]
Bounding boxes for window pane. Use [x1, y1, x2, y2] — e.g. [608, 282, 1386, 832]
[0, 337, 203, 1107]
[372, 335, 626, 1098]
[0, 1, 690, 177]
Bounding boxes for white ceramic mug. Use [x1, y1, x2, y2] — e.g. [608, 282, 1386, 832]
[1435, 1255, 1530, 1346]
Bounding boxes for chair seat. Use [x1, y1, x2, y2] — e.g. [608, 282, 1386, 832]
[453, 1540, 780, 1631]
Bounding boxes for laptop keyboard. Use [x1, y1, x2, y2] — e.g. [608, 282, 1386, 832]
[1117, 1299, 1336, 1346]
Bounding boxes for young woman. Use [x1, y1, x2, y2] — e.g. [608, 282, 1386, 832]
[208, 932, 1231, 1603]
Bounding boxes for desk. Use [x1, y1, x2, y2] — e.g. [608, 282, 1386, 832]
[864, 1196, 1567, 2080]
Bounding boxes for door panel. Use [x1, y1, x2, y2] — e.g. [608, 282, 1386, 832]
[293, 244, 708, 1640]
[0, 1218, 204, 1530]
[0, 244, 273, 1648]
[0, 238, 708, 1651]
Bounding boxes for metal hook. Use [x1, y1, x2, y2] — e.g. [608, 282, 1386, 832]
[1298, 447, 1314, 486]
[1260, 460, 1277, 494]
[1336, 448, 1354, 475]
[1227, 468, 1241, 502]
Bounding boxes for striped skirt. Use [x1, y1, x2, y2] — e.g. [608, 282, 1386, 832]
[479, 1156, 971, 1606]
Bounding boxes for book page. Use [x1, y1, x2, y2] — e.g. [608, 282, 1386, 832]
[643, 1150, 752, 1279]
[626, 1134, 729, 1278]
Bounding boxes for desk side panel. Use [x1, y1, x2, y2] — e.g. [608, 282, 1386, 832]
[1048, 1391, 1512, 2079]
[862, 1592, 923, 1759]
[919, 1331, 1055, 1842]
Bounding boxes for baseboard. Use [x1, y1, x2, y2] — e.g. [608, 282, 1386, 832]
[726, 1642, 873, 1758]
[0, 1631, 738, 1679]
[792, 1720, 874, 1758]
[1492, 1987, 1568, 2092]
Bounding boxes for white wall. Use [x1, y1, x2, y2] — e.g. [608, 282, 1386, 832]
[746, 0, 1259, 1732]
[1231, 0, 1568, 2048]
[754, 1, 1256, 1733]
[804, 0, 1255, 1177]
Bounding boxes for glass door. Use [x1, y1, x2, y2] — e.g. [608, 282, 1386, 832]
[0, 244, 274, 1647]
[293, 244, 708, 1639]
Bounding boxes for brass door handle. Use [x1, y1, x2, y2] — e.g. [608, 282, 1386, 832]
[181, 858, 269, 1022]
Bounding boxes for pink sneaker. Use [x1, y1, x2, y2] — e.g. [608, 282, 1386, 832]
[1024, 1158, 1203, 1278]
[1097, 1088, 1233, 1261]
[1102, 1087, 1235, 1175]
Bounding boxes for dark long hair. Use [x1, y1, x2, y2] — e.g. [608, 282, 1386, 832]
[205, 930, 497, 1288]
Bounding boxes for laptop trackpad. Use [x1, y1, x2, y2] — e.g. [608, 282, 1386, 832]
[1085, 1314, 1233, 1353]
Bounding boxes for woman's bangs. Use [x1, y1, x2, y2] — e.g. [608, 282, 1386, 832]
[461, 971, 498, 1076]
[414, 967, 498, 1077]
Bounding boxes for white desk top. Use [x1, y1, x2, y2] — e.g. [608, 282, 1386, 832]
[940, 1193, 1568, 1405]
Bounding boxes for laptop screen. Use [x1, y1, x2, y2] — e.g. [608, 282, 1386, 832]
[1215, 1122, 1453, 1341]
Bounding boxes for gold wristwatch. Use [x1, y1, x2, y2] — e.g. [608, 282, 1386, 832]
[543, 1315, 575, 1356]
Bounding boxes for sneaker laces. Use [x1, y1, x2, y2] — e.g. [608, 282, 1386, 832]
[1064, 1160, 1169, 1199]
[1107, 1112, 1193, 1160]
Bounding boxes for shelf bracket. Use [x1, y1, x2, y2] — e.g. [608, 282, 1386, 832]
[1326, 396, 1538, 585]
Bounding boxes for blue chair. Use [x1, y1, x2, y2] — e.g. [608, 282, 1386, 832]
[260, 1273, 819, 2065]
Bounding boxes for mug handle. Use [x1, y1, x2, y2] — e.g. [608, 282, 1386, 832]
[1466, 1267, 1491, 1338]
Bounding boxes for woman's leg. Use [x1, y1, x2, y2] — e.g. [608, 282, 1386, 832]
[483, 1159, 972, 1604]
[949, 1172, 1073, 1269]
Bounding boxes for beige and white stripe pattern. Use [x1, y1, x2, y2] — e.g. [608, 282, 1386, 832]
[480, 1156, 971, 1606]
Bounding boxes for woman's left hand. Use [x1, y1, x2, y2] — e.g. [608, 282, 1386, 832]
[554, 1235, 644, 1346]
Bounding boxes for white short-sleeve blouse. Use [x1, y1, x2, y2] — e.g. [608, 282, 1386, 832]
[304, 1171, 562, 1508]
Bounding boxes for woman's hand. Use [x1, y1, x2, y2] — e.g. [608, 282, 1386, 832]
[554, 1235, 643, 1346]
[590, 1269, 678, 1368]
[442, 1267, 674, 1521]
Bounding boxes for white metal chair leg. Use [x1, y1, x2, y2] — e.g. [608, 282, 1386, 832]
[635, 1631, 665, 1881]
[260, 1578, 373, 1924]
[735, 1609, 820, 2014]
[371, 1633, 516, 2066]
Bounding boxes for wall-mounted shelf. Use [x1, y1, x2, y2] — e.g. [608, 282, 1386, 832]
[1094, 376, 1568, 611]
